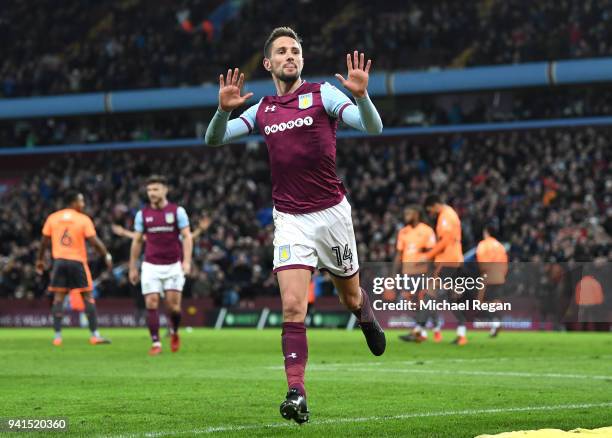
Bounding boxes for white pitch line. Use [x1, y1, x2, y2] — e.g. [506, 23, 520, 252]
[267, 355, 612, 369]
[106, 402, 612, 437]
[264, 365, 612, 381]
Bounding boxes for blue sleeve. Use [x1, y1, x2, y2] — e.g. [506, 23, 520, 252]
[238, 100, 261, 133]
[203, 100, 261, 146]
[177, 206, 190, 229]
[320, 82, 352, 119]
[320, 81, 383, 134]
[134, 210, 144, 233]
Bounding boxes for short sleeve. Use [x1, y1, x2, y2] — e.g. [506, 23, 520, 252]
[134, 211, 144, 233]
[476, 242, 485, 263]
[396, 231, 405, 251]
[177, 206, 190, 229]
[437, 214, 453, 236]
[42, 217, 52, 236]
[84, 216, 96, 238]
[320, 82, 352, 120]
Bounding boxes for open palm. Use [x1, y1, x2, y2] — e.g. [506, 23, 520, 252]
[218, 68, 253, 112]
[335, 51, 372, 98]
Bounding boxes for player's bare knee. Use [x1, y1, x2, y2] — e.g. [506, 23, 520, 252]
[282, 294, 307, 322]
[342, 290, 362, 311]
[145, 294, 160, 309]
[51, 301, 63, 316]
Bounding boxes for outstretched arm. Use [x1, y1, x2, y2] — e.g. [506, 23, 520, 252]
[204, 68, 255, 146]
[332, 51, 383, 134]
[111, 224, 138, 240]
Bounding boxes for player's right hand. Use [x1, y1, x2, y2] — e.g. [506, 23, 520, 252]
[104, 253, 113, 271]
[218, 68, 254, 112]
[129, 267, 139, 285]
[198, 215, 212, 231]
[35, 260, 45, 275]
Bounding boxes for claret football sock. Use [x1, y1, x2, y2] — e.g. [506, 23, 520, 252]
[352, 288, 375, 323]
[147, 308, 160, 343]
[169, 311, 181, 334]
[354, 288, 386, 356]
[281, 322, 308, 397]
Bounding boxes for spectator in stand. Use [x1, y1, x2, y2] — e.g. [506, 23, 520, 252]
[0, 128, 610, 301]
[2, 0, 612, 98]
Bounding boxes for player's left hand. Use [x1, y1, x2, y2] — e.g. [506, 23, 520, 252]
[182, 260, 192, 276]
[335, 51, 371, 98]
[35, 259, 45, 275]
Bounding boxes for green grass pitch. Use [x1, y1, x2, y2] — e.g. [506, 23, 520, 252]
[0, 328, 610, 437]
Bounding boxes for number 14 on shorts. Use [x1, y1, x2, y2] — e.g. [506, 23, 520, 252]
[331, 244, 353, 273]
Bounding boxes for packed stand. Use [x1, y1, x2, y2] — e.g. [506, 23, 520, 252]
[2, 0, 612, 98]
[1, 128, 610, 304]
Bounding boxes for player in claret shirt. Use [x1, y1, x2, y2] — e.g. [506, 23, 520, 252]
[129, 175, 193, 356]
[204, 26, 384, 424]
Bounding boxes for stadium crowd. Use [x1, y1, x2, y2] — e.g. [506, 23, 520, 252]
[1, 128, 610, 304]
[2, 0, 611, 98]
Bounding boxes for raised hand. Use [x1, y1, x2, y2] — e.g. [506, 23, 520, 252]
[218, 68, 254, 112]
[335, 51, 372, 98]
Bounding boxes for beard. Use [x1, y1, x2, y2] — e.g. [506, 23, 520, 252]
[276, 68, 300, 83]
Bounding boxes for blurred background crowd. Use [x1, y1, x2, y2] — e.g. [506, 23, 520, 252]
[2, 0, 611, 97]
[1, 0, 611, 315]
[1, 128, 610, 303]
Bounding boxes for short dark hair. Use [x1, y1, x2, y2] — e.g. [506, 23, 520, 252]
[423, 194, 441, 209]
[483, 222, 499, 238]
[404, 205, 421, 219]
[146, 175, 167, 186]
[263, 27, 302, 58]
[64, 190, 80, 205]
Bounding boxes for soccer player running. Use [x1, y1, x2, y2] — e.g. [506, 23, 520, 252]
[393, 206, 439, 343]
[421, 195, 466, 344]
[204, 27, 385, 423]
[476, 223, 508, 337]
[36, 191, 113, 346]
[128, 175, 193, 356]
